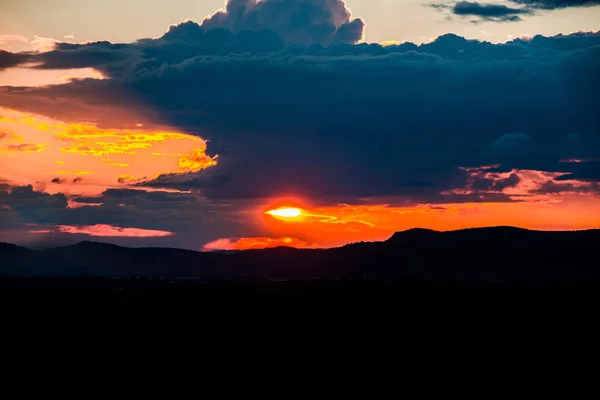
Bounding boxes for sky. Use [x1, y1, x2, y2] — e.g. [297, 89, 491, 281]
[1, 0, 599, 250]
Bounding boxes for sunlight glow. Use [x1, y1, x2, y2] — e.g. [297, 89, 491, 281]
[266, 207, 302, 218]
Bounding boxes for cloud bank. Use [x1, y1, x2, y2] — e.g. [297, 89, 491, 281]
[3, 27, 598, 201]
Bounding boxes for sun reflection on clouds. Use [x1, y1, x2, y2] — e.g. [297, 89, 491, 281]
[0, 107, 217, 196]
[244, 190, 600, 250]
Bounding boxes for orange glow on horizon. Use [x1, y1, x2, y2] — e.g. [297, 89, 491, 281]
[203, 236, 320, 251]
[238, 191, 600, 250]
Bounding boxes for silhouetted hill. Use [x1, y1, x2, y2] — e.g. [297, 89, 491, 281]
[0, 242, 30, 255]
[1, 227, 599, 281]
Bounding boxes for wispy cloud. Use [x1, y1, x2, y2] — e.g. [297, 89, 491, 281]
[58, 224, 173, 237]
[431, 1, 534, 23]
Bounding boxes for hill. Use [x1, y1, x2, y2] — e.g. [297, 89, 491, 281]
[1, 227, 599, 282]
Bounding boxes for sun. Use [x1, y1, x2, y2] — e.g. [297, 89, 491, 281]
[266, 207, 302, 218]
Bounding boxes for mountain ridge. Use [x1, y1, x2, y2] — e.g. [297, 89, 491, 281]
[3, 226, 599, 253]
[2, 227, 599, 281]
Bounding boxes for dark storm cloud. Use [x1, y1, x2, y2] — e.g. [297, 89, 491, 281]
[28, 24, 284, 79]
[531, 180, 600, 194]
[138, 170, 232, 191]
[0, 185, 267, 248]
[124, 31, 600, 200]
[509, 0, 600, 9]
[34, 41, 139, 76]
[1, 19, 599, 203]
[433, 1, 534, 22]
[433, 0, 600, 23]
[555, 160, 600, 182]
[0, 50, 31, 70]
[201, 0, 365, 45]
[0, 185, 68, 224]
[471, 172, 522, 191]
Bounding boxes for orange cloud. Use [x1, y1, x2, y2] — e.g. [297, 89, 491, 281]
[203, 236, 320, 251]
[61, 68, 106, 82]
[0, 143, 47, 153]
[58, 224, 173, 237]
[0, 67, 106, 87]
[0, 107, 217, 196]
[178, 147, 218, 173]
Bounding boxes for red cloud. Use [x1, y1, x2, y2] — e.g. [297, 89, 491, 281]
[58, 224, 173, 237]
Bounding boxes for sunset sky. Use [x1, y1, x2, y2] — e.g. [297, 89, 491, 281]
[1, 0, 599, 250]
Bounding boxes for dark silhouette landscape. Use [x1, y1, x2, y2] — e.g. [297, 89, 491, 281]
[3, 226, 600, 322]
[2, 227, 599, 282]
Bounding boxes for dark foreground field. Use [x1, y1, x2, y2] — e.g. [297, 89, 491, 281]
[3, 278, 598, 344]
[3, 277, 598, 310]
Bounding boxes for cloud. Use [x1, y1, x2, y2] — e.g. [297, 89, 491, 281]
[2, 180, 600, 249]
[200, 0, 365, 45]
[0, 185, 68, 225]
[531, 180, 600, 194]
[0, 7, 598, 208]
[0, 50, 31, 70]
[447, 1, 534, 22]
[555, 160, 600, 181]
[203, 236, 320, 250]
[0, 184, 248, 246]
[508, 0, 600, 10]
[30, 36, 62, 52]
[177, 147, 219, 173]
[0, 143, 47, 153]
[140, 169, 231, 191]
[433, 0, 600, 23]
[0, 107, 217, 196]
[57, 224, 173, 237]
